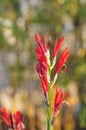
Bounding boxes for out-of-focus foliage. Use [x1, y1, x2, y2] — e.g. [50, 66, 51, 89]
[0, 0, 86, 130]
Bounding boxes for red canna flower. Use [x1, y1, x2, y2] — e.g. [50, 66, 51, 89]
[35, 33, 70, 128]
[51, 87, 69, 124]
[0, 107, 13, 128]
[35, 33, 70, 104]
[14, 111, 25, 130]
[0, 107, 25, 130]
[51, 36, 64, 69]
[35, 34, 46, 54]
[53, 37, 64, 59]
[35, 34, 51, 64]
[36, 62, 48, 103]
[51, 47, 70, 87]
[55, 47, 70, 74]
[35, 34, 51, 103]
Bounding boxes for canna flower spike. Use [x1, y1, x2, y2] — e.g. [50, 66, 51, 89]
[35, 33, 70, 129]
[51, 87, 69, 125]
[0, 107, 13, 128]
[35, 33, 70, 89]
[14, 111, 25, 130]
[0, 107, 25, 130]
[35, 33, 70, 101]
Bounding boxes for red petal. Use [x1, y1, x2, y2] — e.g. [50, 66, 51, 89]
[53, 37, 64, 58]
[41, 75, 48, 93]
[35, 34, 41, 44]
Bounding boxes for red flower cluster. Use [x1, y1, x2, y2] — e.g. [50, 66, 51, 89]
[35, 34, 70, 89]
[0, 107, 25, 130]
[35, 33, 70, 123]
[52, 87, 69, 124]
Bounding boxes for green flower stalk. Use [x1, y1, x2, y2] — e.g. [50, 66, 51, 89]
[35, 34, 70, 130]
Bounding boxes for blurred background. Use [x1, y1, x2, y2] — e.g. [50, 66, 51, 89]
[0, 0, 86, 130]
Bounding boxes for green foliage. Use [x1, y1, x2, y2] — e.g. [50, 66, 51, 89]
[79, 104, 86, 127]
[8, 0, 21, 17]
[12, 22, 27, 45]
[75, 62, 86, 80]
[0, 30, 5, 49]
[78, 6, 86, 18]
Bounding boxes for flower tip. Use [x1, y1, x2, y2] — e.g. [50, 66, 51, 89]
[35, 34, 41, 43]
[43, 34, 46, 44]
[61, 36, 64, 41]
[0, 107, 7, 113]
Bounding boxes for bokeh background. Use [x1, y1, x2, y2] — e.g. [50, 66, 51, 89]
[0, 0, 86, 130]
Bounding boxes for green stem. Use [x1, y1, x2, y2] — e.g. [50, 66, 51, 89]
[47, 68, 52, 130]
[47, 83, 51, 130]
